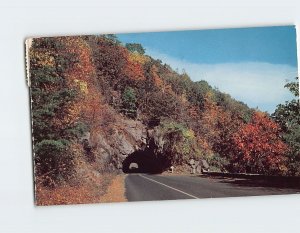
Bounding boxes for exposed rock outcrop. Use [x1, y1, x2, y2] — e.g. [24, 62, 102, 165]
[82, 118, 148, 170]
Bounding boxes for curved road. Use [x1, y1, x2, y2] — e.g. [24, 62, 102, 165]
[125, 174, 300, 201]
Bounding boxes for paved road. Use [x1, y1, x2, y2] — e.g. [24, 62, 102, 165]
[125, 174, 300, 201]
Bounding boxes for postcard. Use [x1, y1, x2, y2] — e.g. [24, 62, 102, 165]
[26, 25, 300, 205]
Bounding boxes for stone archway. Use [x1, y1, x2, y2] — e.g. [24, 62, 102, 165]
[122, 147, 167, 174]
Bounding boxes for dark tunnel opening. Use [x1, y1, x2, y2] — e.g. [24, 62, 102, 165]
[122, 145, 170, 174]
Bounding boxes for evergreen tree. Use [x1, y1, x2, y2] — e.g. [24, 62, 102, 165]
[30, 38, 85, 184]
[121, 87, 137, 118]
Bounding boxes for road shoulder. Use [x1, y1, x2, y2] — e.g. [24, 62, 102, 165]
[100, 175, 128, 203]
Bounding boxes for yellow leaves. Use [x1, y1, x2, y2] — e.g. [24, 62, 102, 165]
[67, 104, 81, 119]
[183, 128, 195, 139]
[59, 37, 105, 126]
[79, 82, 88, 94]
[128, 51, 150, 65]
[204, 90, 214, 101]
[278, 164, 288, 173]
[180, 92, 188, 103]
[62, 37, 96, 83]
[30, 50, 55, 67]
[74, 79, 88, 94]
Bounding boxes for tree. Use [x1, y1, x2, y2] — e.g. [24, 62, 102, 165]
[125, 43, 145, 54]
[104, 34, 121, 45]
[30, 34, 265, 178]
[121, 87, 137, 118]
[30, 38, 86, 185]
[124, 51, 146, 82]
[88, 36, 128, 93]
[188, 80, 212, 107]
[157, 121, 199, 166]
[272, 77, 300, 175]
[228, 112, 288, 174]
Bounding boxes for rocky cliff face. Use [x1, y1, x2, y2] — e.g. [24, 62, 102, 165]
[82, 118, 149, 171]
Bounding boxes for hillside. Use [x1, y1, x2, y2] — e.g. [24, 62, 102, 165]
[27, 34, 299, 205]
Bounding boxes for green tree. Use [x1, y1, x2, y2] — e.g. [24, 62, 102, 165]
[104, 34, 121, 45]
[125, 43, 145, 54]
[157, 121, 199, 166]
[121, 87, 137, 118]
[272, 77, 300, 175]
[30, 38, 86, 185]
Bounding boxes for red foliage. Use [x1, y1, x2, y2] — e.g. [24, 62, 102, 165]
[150, 65, 164, 88]
[230, 112, 288, 174]
[195, 92, 226, 153]
[60, 38, 105, 127]
[94, 38, 128, 87]
[124, 55, 146, 81]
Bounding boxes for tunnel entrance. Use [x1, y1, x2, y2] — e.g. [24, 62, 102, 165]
[122, 147, 169, 174]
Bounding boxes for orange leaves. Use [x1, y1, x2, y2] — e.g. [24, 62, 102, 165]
[61, 37, 95, 85]
[125, 52, 148, 81]
[197, 93, 224, 143]
[36, 173, 126, 205]
[124, 56, 146, 81]
[58, 37, 105, 127]
[35, 176, 108, 205]
[188, 105, 200, 119]
[30, 50, 56, 68]
[231, 111, 288, 174]
[150, 65, 164, 88]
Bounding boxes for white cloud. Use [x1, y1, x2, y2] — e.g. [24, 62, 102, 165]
[146, 48, 298, 113]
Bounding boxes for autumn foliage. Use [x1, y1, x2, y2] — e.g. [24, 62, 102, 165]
[228, 112, 288, 174]
[28, 34, 295, 205]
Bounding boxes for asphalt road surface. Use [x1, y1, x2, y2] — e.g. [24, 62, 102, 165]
[125, 174, 300, 201]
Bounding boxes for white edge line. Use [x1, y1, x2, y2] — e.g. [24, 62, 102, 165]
[139, 174, 199, 199]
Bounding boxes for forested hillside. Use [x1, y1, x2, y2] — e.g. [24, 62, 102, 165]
[28, 35, 299, 204]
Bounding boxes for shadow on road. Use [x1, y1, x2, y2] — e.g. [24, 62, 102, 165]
[200, 174, 300, 190]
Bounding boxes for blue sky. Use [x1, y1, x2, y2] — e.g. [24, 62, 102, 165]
[117, 26, 298, 113]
